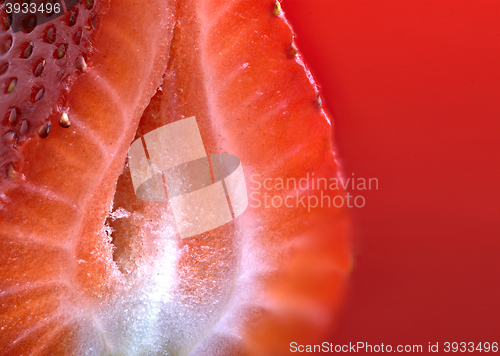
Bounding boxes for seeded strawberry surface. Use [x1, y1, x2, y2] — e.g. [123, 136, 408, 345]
[0, 1, 100, 179]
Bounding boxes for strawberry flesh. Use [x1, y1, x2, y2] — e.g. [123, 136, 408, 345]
[0, 0, 350, 354]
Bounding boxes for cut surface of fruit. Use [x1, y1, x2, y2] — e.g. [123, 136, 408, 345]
[0, 0, 176, 353]
[0, 0, 350, 355]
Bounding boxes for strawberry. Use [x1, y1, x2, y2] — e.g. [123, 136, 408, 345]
[0, 0, 175, 353]
[0, 0, 350, 354]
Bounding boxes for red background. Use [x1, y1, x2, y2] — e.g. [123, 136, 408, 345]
[284, 0, 500, 349]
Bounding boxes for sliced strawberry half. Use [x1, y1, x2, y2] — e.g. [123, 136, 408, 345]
[0, 0, 175, 353]
[112, 0, 352, 354]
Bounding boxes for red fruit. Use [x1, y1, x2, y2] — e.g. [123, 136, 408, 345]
[0, 0, 175, 353]
[0, 0, 350, 354]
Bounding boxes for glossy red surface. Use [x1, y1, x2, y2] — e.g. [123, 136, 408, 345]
[285, 0, 500, 347]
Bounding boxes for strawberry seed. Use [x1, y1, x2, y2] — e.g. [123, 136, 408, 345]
[273, 1, 282, 16]
[60, 113, 71, 128]
[69, 9, 78, 27]
[57, 44, 66, 59]
[19, 120, 28, 136]
[35, 87, 45, 102]
[5, 163, 16, 180]
[76, 55, 87, 73]
[0, 63, 9, 75]
[23, 43, 34, 59]
[8, 108, 17, 124]
[34, 60, 46, 77]
[38, 121, 51, 138]
[4, 131, 16, 145]
[7, 79, 17, 93]
[46, 27, 57, 44]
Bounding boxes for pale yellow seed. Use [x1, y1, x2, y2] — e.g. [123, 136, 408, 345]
[5, 163, 16, 180]
[76, 55, 87, 73]
[273, 0, 282, 16]
[60, 112, 71, 128]
[7, 79, 16, 93]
